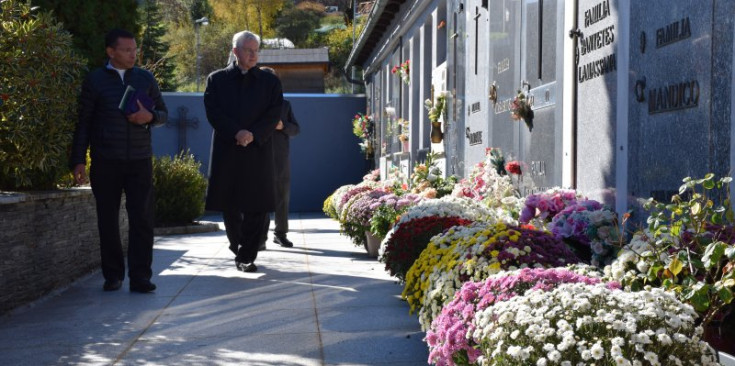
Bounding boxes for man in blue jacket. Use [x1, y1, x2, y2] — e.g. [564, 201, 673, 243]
[70, 29, 167, 293]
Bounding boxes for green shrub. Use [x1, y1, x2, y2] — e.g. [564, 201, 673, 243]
[0, 0, 86, 190]
[152, 152, 207, 227]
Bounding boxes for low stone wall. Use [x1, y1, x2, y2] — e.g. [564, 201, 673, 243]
[0, 188, 127, 314]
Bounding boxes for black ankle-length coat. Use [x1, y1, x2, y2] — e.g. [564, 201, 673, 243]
[204, 63, 283, 213]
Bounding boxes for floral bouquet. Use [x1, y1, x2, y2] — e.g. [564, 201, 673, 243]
[362, 169, 380, 182]
[427, 266, 617, 366]
[392, 59, 410, 84]
[381, 215, 474, 283]
[452, 148, 521, 219]
[504, 160, 521, 175]
[471, 283, 720, 365]
[352, 113, 373, 140]
[403, 222, 580, 330]
[510, 89, 534, 132]
[425, 91, 447, 124]
[519, 187, 584, 227]
[549, 200, 621, 267]
[410, 152, 456, 199]
[368, 192, 423, 238]
[352, 113, 374, 158]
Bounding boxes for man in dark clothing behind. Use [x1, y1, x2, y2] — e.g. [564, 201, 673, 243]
[70, 29, 167, 293]
[258, 67, 300, 250]
[204, 30, 283, 273]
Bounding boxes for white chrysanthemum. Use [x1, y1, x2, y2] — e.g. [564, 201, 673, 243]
[470, 283, 719, 365]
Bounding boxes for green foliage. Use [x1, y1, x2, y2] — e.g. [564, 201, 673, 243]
[30, 0, 139, 68]
[624, 174, 735, 325]
[0, 0, 86, 190]
[138, 0, 177, 91]
[273, 3, 321, 47]
[152, 152, 208, 226]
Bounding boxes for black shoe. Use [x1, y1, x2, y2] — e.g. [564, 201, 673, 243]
[273, 235, 293, 248]
[130, 280, 156, 293]
[258, 242, 266, 251]
[236, 262, 258, 272]
[103, 279, 122, 291]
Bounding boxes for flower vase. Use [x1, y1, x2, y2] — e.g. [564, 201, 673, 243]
[430, 121, 443, 143]
[402, 140, 409, 152]
[364, 230, 382, 258]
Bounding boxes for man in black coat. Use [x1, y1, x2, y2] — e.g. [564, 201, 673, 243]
[204, 30, 283, 273]
[258, 67, 300, 250]
[70, 29, 167, 293]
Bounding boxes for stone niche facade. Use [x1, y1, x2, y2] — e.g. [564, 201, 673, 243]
[0, 188, 128, 314]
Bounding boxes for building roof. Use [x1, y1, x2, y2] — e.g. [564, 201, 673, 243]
[345, 0, 407, 70]
[258, 48, 330, 65]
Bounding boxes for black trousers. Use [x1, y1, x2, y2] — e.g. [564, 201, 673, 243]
[261, 176, 290, 241]
[90, 159, 154, 282]
[224, 210, 268, 263]
[273, 176, 290, 236]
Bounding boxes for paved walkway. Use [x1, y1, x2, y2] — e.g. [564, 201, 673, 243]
[0, 213, 428, 366]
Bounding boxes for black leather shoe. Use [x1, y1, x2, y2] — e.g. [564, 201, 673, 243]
[273, 235, 293, 248]
[103, 279, 122, 291]
[130, 280, 156, 293]
[237, 262, 257, 272]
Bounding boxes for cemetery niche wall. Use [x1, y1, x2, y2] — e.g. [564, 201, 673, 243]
[347, 0, 735, 219]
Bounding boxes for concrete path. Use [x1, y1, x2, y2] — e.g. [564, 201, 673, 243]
[0, 213, 428, 366]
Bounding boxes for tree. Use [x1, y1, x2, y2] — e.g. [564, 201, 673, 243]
[30, 0, 139, 67]
[0, 0, 86, 189]
[274, 3, 321, 47]
[138, 0, 177, 91]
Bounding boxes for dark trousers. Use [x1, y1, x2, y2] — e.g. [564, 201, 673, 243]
[90, 159, 154, 282]
[224, 210, 268, 263]
[261, 177, 290, 242]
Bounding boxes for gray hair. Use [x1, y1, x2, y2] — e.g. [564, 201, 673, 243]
[232, 31, 260, 49]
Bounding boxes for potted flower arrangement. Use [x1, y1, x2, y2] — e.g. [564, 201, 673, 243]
[369, 192, 423, 239]
[472, 283, 720, 365]
[549, 199, 621, 267]
[427, 266, 615, 366]
[510, 89, 534, 132]
[392, 59, 410, 84]
[381, 215, 473, 283]
[351, 113, 374, 159]
[425, 92, 447, 143]
[343, 189, 391, 257]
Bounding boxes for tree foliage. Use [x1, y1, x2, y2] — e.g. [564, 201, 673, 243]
[274, 2, 321, 47]
[30, 0, 139, 67]
[138, 0, 177, 91]
[0, 0, 86, 189]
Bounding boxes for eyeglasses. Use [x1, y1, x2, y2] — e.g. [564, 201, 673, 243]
[115, 47, 137, 54]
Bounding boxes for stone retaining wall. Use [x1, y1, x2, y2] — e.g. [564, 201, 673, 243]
[0, 188, 127, 314]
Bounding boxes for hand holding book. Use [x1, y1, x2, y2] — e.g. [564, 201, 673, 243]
[119, 85, 155, 115]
